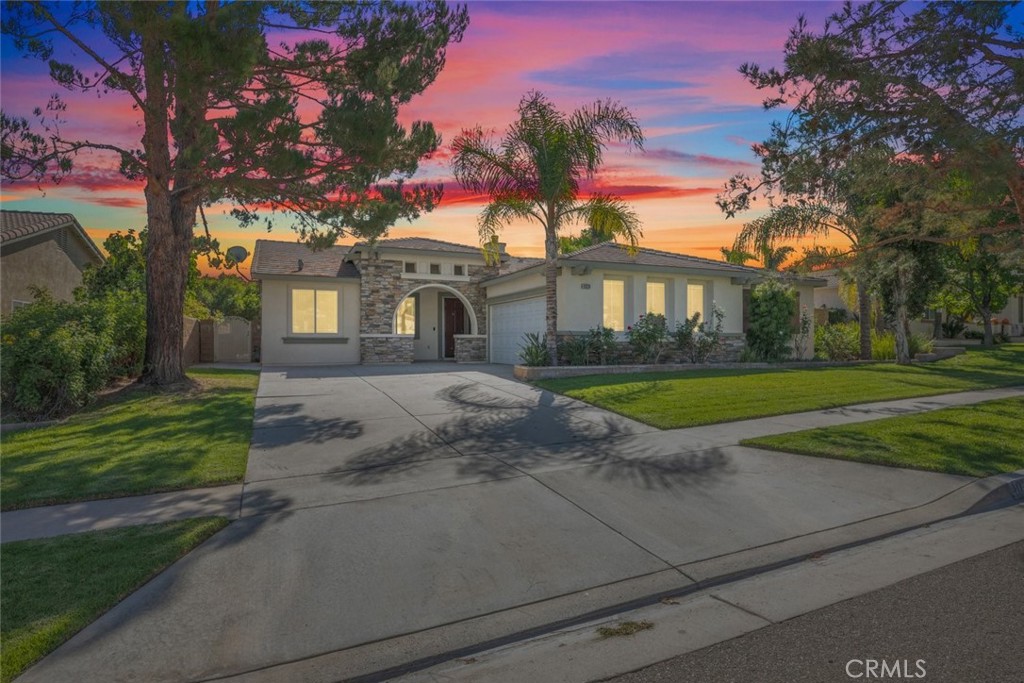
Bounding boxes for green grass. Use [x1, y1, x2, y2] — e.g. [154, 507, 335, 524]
[0, 517, 228, 683]
[1, 369, 259, 510]
[536, 344, 1024, 429]
[742, 397, 1024, 477]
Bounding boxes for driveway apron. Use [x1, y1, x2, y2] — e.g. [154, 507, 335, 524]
[17, 364, 973, 683]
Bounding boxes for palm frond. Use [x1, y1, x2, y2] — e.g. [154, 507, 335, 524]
[477, 196, 543, 244]
[733, 202, 844, 252]
[560, 194, 642, 249]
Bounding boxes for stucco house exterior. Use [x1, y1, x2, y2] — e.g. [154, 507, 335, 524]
[252, 237, 823, 365]
[0, 210, 104, 315]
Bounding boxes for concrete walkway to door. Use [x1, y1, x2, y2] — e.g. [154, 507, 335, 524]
[14, 365, 1021, 683]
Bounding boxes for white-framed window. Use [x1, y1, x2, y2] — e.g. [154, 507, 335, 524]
[429, 263, 441, 275]
[395, 295, 417, 336]
[291, 288, 339, 334]
[646, 281, 666, 317]
[453, 264, 465, 276]
[11, 300, 30, 310]
[404, 262, 417, 274]
[687, 283, 705, 320]
[603, 278, 626, 331]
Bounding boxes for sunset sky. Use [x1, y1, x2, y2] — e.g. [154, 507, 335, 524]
[0, 1, 851, 273]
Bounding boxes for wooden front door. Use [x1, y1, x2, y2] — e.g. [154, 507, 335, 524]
[443, 297, 467, 358]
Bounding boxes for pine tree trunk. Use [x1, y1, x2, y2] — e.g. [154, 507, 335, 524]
[895, 304, 911, 365]
[981, 308, 994, 346]
[142, 194, 195, 385]
[544, 227, 559, 366]
[856, 276, 872, 360]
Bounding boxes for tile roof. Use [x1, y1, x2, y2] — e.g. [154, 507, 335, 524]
[561, 242, 767, 275]
[353, 237, 484, 255]
[251, 239, 359, 278]
[0, 210, 104, 260]
[499, 256, 545, 276]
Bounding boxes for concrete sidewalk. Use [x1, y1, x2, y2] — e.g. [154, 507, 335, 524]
[3, 384, 1019, 543]
[12, 366, 1022, 683]
[394, 505, 1024, 683]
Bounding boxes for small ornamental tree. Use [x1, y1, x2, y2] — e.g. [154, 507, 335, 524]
[674, 304, 724, 364]
[746, 279, 797, 362]
[627, 313, 670, 364]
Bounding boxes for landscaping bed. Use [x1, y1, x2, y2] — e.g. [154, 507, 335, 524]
[536, 344, 1024, 429]
[0, 518, 228, 683]
[0, 368, 259, 510]
[742, 397, 1024, 477]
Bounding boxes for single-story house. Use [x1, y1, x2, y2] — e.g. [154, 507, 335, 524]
[251, 237, 824, 365]
[0, 210, 105, 315]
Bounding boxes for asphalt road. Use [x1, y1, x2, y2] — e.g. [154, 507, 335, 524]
[606, 539, 1024, 683]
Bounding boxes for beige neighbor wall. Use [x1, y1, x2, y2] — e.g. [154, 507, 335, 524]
[1, 237, 87, 315]
[556, 268, 746, 335]
[260, 277, 360, 364]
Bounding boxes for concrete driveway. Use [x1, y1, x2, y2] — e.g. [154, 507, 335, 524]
[19, 364, 975, 683]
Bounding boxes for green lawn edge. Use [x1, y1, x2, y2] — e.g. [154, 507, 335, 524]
[0, 368, 259, 511]
[741, 397, 1024, 477]
[535, 345, 1024, 429]
[0, 517, 229, 683]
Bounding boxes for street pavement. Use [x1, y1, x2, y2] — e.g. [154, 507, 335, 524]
[609, 540, 1024, 683]
[12, 365, 1022, 682]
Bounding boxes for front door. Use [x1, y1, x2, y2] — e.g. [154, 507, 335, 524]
[443, 297, 467, 358]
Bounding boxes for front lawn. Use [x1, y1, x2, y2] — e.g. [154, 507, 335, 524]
[0, 517, 228, 683]
[1, 368, 259, 510]
[536, 344, 1024, 429]
[742, 397, 1024, 477]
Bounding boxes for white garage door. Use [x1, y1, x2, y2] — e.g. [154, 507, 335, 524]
[489, 297, 545, 364]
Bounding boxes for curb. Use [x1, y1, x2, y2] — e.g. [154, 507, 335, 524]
[207, 470, 1024, 683]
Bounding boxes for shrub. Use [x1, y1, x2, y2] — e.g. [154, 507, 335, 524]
[559, 335, 593, 366]
[827, 307, 850, 325]
[673, 304, 724, 364]
[518, 332, 549, 366]
[941, 316, 966, 339]
[871, 330, 897, 360]
[588, 326, 617, 365]
[746, 279, 797, 362]
[627, 313, 670, 364]
[793, 307, 812, 359]
[910, 333, 934, 356]
[1, 289, 146, 418]
[815, 322, 860, 361]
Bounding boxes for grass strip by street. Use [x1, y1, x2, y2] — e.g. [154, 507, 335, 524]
[536, 345, 1024, 429]
[0, 517, 228, 683]
[0, 368, 258, 510]
[741, 397, 1024, 477]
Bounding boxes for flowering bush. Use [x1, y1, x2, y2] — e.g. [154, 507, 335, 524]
[674, 303, 724, 363]
[627, 313, 670, 364]
[746, 279, 797, 362]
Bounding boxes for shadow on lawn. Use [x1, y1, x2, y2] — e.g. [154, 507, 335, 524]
[325, 381, 733, 492]
[0, 387, 257, 510]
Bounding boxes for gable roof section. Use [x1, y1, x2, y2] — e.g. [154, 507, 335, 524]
[251, 239, 359, 279]
[0, 210, 104, 262]
[352, 237, 484, 255]
[562, 242, 766, 275]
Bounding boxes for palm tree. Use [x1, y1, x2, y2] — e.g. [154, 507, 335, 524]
[452, 91, 645, 365]
[720, 246, 755, 266]
[759, 244, 795, 271]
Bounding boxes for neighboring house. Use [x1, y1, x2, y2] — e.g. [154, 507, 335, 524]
[252, 237, 824, 365]
[0, 210, 104, 315]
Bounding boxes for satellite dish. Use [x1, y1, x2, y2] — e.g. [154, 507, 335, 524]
[226, 245, 249, 264]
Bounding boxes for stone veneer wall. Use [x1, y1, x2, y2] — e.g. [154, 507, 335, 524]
[454, 335, 487, 363]
[356, 257, 495, 335]
[360, 335, 414, 363]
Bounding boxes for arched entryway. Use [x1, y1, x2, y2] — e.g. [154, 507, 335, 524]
[393, 284, 479, 360]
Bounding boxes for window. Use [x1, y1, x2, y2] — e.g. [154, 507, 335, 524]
[396, 296, 416, 335]
[646, 281, 666, 316]
[429, 263, 441, 275]
[453, 264, 465, 276]
[687, 283, 705, 320]
[11, 300, 30, 310]
[404, 262, 417, 274]
[603, 279, 626, 331]
[291, 289, 338, 334]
